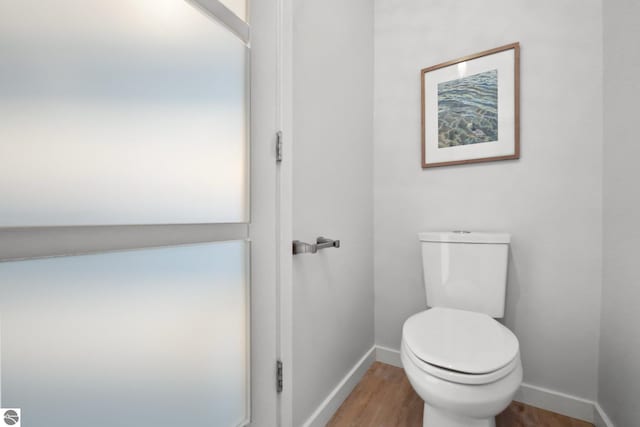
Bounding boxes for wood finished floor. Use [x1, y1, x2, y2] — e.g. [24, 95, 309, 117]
[327, 362, 594, 427]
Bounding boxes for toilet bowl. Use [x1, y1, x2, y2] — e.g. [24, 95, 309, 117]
[401, 307, 522, 427]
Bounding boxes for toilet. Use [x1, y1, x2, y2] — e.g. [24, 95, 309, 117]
[401, 231, 522, 427]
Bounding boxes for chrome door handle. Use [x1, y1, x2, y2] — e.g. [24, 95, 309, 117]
[292, 236, 340, 255]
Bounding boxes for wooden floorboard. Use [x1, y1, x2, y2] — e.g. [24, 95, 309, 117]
[327, 362, 594, 427]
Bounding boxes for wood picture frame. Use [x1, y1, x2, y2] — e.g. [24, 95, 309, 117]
[421, 42, 520, 168]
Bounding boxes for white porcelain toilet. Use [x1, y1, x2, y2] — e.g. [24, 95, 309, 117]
[401, 231, 522, 427]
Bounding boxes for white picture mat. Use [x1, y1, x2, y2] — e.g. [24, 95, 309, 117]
[424, 48, 515, 164]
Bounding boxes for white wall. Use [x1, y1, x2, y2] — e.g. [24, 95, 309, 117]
[599, 0, 640, 424]
[374, 0, 603, 401]
[292, 0, 374, 424]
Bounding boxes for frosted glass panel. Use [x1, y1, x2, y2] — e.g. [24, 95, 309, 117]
[0, 1, 248, 226]
[0, 242, 248, 427]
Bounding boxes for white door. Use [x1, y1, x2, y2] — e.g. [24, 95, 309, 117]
[0, 0, 280, 425]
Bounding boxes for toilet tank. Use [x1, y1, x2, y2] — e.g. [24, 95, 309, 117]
[419, 231, 510, 318]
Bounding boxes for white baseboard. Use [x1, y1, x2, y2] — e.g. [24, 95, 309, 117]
[373, 345, 602, 424]
[593, 402, 615, 427]
[375, 345, 402, 368]
[514, 383, 595, 422]
[301, 345, 376, 427]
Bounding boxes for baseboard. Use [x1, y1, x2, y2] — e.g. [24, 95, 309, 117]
[301, 345, 376, 427]
[375, 345, 402, 368]
[593, 402, 615, 427]
[514, 383, 595, 422]
[373, 345, 599, 424]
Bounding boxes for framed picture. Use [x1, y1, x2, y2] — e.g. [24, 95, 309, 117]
[421, 42, 520, 168]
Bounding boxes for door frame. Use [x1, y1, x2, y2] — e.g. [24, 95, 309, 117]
[275, 0, 294, 424]
[249, 0, 293, 424]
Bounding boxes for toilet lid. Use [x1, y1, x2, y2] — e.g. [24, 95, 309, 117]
[403, 307, 519, 375]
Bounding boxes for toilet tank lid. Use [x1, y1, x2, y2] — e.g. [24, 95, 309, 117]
[419, 231, 511, 244]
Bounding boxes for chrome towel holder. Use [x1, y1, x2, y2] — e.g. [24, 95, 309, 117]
[292, 236, 340, 255]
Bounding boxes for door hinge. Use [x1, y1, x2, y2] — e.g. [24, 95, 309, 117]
[276, 360, 283, 393]
[276, 131, 283, 163]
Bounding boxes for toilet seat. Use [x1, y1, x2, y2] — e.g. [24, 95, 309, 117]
[403, 339, 519, 385]
[402, 307, 519, 383]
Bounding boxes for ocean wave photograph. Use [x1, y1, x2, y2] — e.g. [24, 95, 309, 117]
[437, 69, 498, 148]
